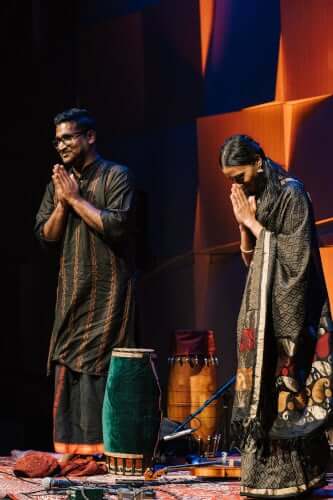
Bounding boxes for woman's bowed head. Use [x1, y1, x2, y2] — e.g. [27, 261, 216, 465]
[219, 134, 273, 263]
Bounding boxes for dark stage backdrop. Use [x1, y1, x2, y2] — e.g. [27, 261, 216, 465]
[1, 0, 332, 452]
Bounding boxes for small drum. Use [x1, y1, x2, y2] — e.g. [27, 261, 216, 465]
[167, 330, 221, 454]
[102, 348, 162, 475]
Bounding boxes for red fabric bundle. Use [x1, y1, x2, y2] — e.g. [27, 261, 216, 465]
[59, 456, 107, 476]
[13, 452, 59, 478]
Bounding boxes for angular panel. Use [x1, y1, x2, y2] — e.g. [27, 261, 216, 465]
[202, 0, 280, 115]
[287, 95, 333, 220]
[199, 0, 215, 75]
[280, 0, 333, 100]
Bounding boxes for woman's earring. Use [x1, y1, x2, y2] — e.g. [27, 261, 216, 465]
[256, 159, 263, 173]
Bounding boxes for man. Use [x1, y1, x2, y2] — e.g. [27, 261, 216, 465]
[35, 108, 136, 455]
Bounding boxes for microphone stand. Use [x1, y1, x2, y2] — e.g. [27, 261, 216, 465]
[173, 375, 236, 434]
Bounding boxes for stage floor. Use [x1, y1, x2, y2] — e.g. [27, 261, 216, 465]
[1, 456, 333, 499]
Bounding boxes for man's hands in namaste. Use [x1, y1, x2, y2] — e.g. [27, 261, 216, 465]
[52, 164, 79, 206]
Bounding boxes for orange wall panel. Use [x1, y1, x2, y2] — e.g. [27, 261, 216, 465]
[283, 95, 332, 168]
[275, 36, 286, 101]
[320, 247, 333, 312]
[199, 0, 215, 75]
[280, 0, 333, 100]
[287, 95, 333, 220]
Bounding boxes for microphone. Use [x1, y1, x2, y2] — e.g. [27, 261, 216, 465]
[42, 477, 84, 490]
[163, 428, 196, 441]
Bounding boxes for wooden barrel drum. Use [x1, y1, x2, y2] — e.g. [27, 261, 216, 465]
[167, 330, 221, 454]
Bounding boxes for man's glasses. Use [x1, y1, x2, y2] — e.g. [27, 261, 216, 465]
[52, 132, 84, 149]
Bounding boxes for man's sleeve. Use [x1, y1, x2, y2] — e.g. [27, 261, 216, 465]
[34, 181, 59, 247]
[100, 165, 136, 243]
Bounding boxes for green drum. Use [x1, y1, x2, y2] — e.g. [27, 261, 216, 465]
[102, 348, 162, 475]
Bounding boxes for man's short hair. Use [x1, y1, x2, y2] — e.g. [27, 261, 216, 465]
[54, 108, 96, 132]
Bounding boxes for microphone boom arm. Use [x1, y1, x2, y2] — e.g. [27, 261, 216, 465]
[173, 375, 236, 434]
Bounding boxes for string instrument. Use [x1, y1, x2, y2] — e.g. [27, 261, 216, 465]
[144, 458, 241, 480]
[190, 463, 240, 478]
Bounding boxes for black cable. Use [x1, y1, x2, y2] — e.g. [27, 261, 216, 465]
[20, 489, 56, 496]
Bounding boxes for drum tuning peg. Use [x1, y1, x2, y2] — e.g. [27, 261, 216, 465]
[212, 435, 218, 456]
[197, 436, 202, 456]
[195, 354, 199, 366]
[206, 435, 212, 457]
[216, 434, 222, 453]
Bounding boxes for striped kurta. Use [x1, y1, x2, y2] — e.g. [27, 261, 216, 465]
[35, 158, 136, 376]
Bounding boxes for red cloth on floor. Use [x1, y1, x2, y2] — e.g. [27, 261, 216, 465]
[59, 456, 107, 476]
[13, 452, 59, 478]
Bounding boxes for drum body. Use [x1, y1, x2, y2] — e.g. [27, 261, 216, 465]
[167, 330, 221, 453]
[102, 348, 161, 474]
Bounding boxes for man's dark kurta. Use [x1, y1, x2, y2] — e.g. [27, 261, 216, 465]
[35, 158, 136, 376]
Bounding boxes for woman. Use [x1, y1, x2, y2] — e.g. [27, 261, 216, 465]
[220, 134, 333, 497]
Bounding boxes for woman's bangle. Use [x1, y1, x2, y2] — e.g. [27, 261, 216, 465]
[240, 246, 254, 254]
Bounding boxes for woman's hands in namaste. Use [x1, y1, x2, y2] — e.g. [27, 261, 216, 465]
[230, 184, 256, 228]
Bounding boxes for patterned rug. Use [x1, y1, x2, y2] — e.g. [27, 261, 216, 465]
[1, 456, 333, 499]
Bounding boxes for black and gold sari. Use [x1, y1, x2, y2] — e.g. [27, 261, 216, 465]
[233, 171, 333, 497]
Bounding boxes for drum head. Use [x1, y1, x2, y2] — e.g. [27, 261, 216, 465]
[112, 348, 156, 358]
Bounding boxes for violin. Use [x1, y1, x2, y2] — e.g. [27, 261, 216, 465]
[190, 464, 240, 478]
[144, 457, 241, 480]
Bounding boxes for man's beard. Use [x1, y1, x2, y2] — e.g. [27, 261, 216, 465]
[63, 151, 85, 170]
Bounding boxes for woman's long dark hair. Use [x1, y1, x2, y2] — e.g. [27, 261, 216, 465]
[219, 134, 265, 168]
[219, 134, 289, 225]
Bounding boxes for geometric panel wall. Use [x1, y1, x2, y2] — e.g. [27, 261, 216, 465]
[194, 95, 333, 252]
